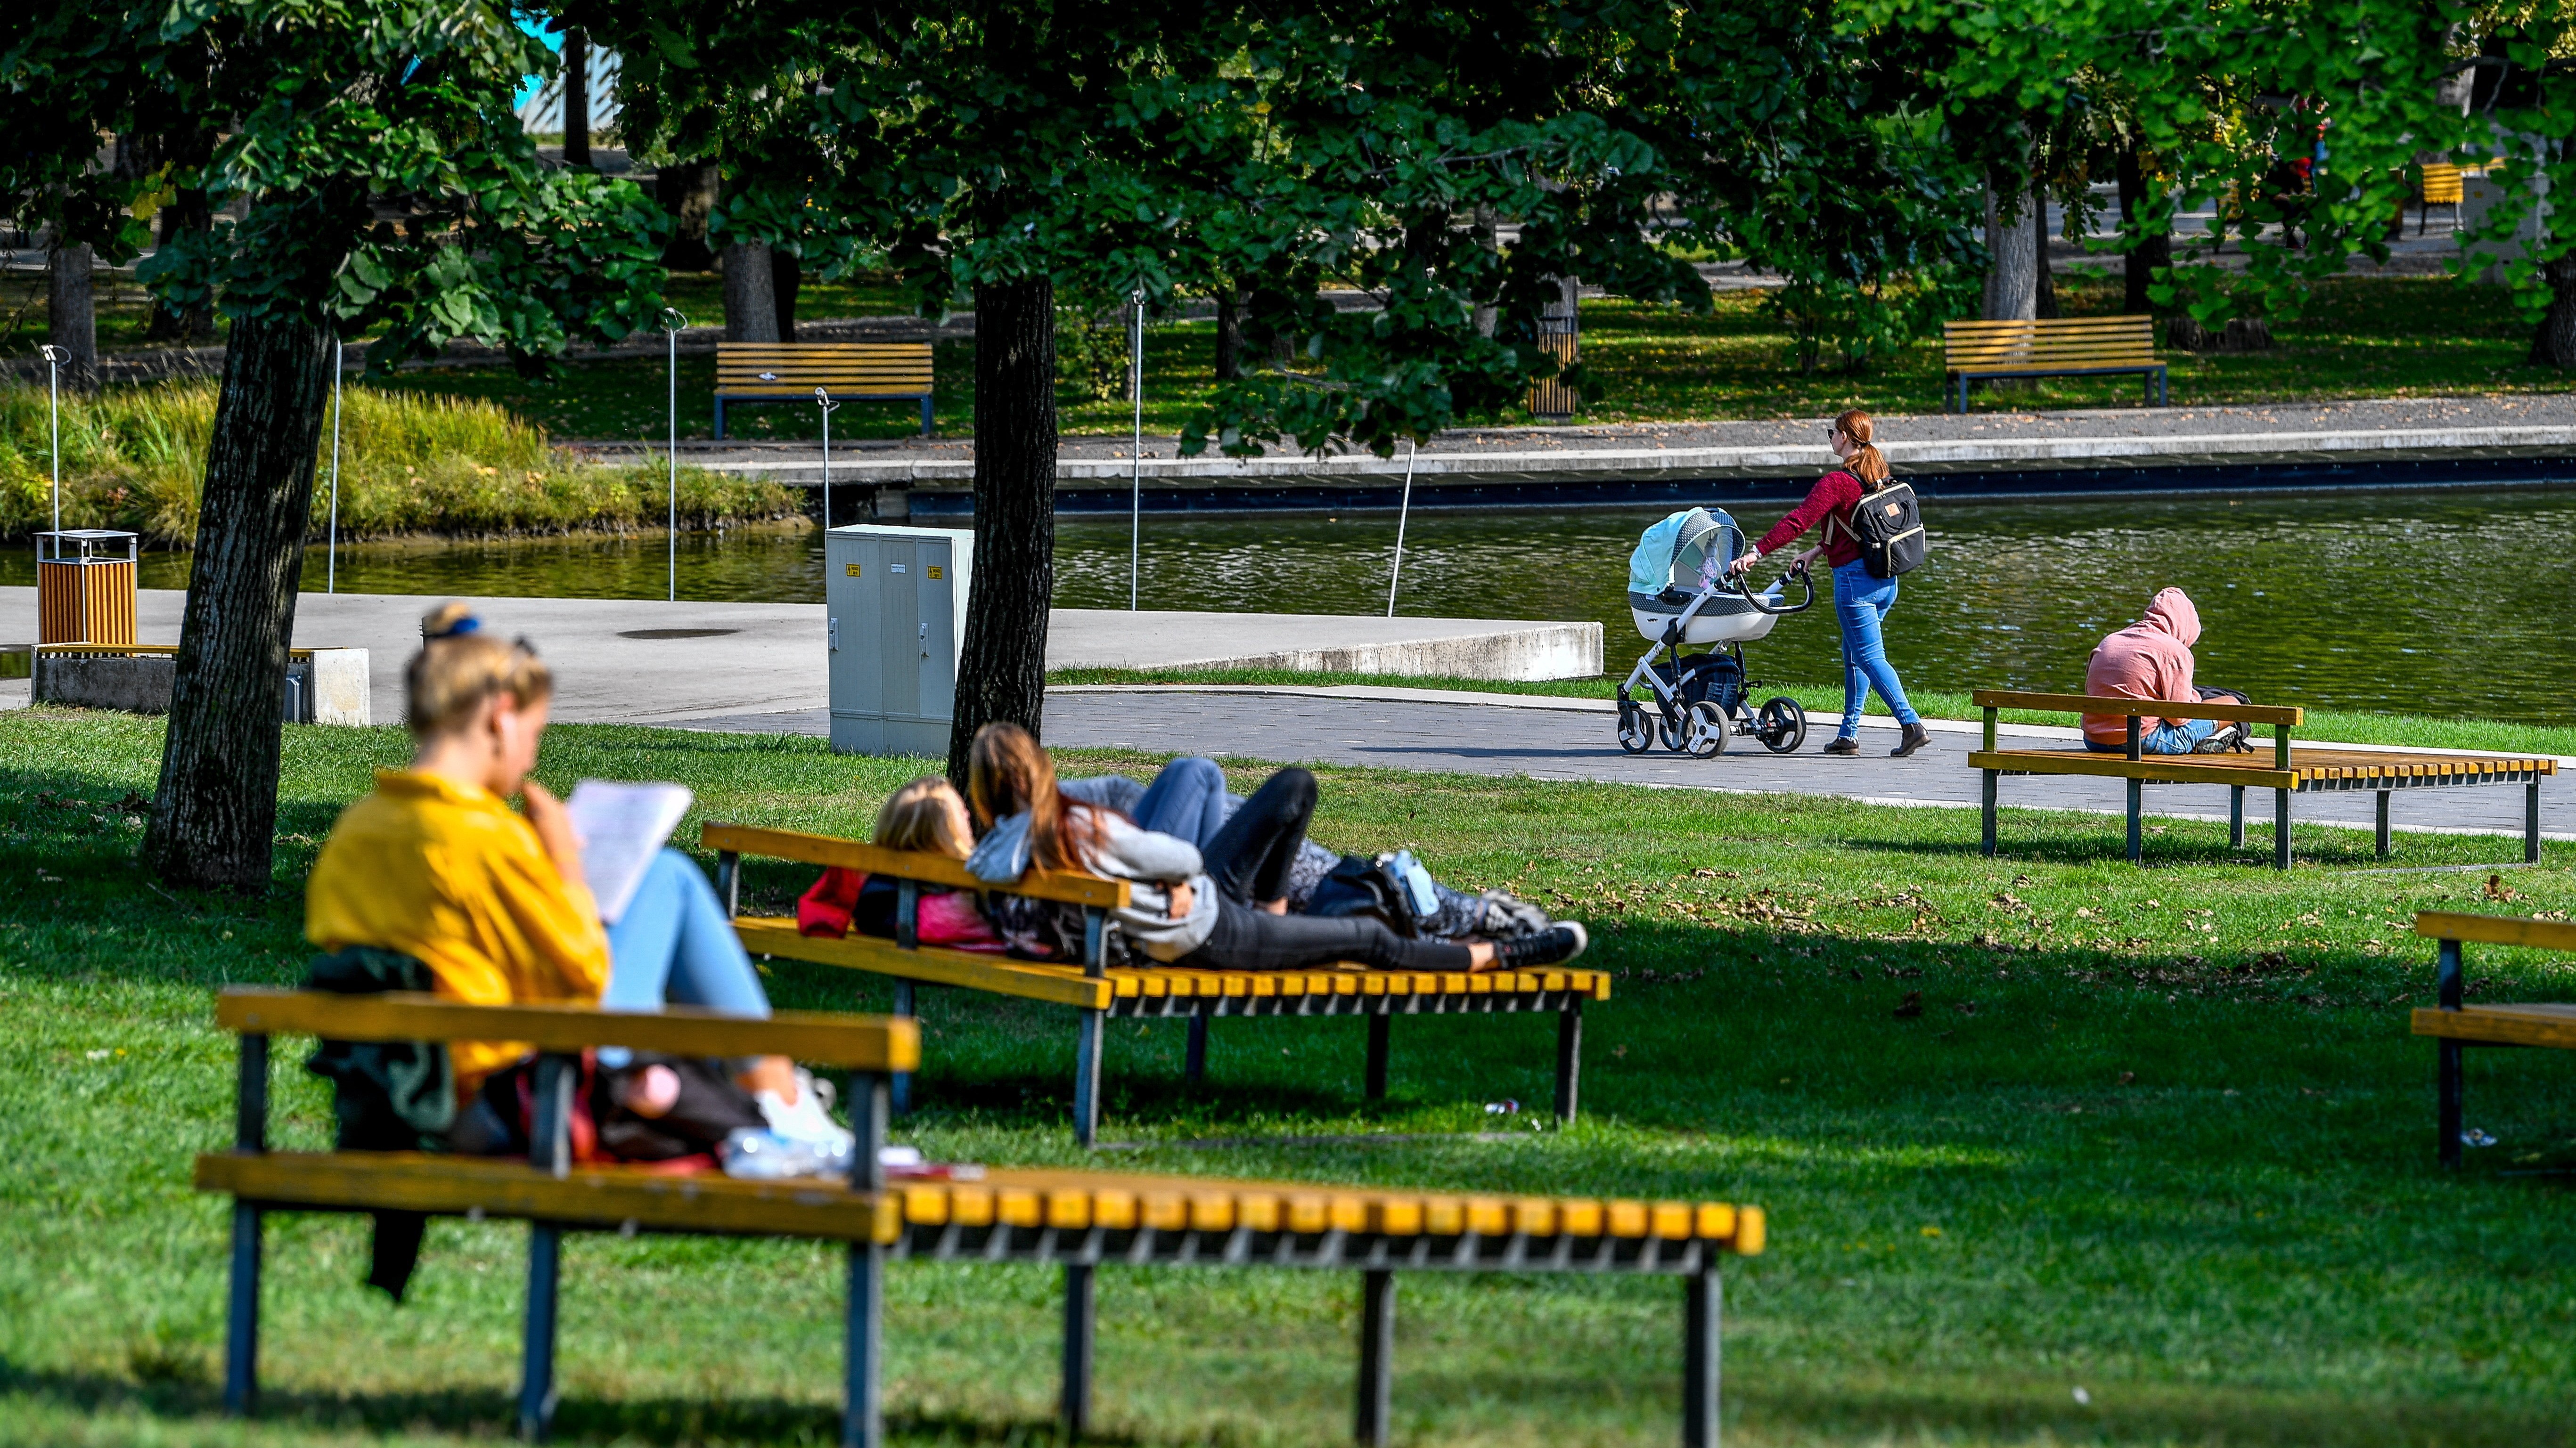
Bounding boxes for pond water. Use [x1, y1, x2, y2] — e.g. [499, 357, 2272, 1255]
[8, 488, 2570, 724]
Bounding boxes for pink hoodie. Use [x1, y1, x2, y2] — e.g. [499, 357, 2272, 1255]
[2083, 588, 2201, 746]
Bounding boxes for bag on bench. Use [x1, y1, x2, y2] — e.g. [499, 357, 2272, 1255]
[2194, 686, 2255, 753]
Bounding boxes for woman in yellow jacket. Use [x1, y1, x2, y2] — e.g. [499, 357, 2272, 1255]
[306, 603, 844, 1155]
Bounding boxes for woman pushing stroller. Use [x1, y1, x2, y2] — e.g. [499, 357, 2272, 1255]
[1730, 409, 1932, 758]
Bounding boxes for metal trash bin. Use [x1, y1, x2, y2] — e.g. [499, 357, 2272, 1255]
[36, 530, 139, 646]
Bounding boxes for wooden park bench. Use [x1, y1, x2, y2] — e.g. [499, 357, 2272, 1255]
[197, 988, 1763, 1448]
[1968, 690, 2554, 869]
[706, 823, 1610, 1147]
[714, 342, 935, 438]
[2418, 162, 2465, 234]
[1943, 316, 2167, 413]
[2408, 911, 2576, 1167]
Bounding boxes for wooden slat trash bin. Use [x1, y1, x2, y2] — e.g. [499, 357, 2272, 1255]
[2407, 911, 2576, 1166]
[35, 529, 138, 645]
[707, 822, 1610, 1146]
[1942, 316, 2167, 413]
[196, 988, 1763, 1448]
[714, 342, 935, 438]
[1966, 690, 2554, 868]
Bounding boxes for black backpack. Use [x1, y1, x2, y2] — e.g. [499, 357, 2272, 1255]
[1830, 479, 1927, 579]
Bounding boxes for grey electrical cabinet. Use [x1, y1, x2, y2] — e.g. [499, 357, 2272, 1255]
[825, 523, 975, 756]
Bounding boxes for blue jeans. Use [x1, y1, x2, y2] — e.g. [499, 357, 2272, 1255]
[1130, 756, 1231, 851]
[1832, 560, 1920, 737]
[601, 849, 771, 1019]
[2085, 718, 2218, 755]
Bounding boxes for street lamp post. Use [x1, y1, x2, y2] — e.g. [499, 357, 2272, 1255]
[814, 387, 842, 531]
[659, 309, 687, 601]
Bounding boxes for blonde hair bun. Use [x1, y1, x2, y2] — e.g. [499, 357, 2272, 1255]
[405, 601, 552, 738]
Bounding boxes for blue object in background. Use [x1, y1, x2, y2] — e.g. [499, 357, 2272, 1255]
[513, 16, 561, 113]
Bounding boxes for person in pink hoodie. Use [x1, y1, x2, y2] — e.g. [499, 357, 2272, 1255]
[2082, 588, 2220, 753]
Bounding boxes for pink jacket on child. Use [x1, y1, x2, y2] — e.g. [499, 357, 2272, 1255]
[2082, 588, 2202, 747]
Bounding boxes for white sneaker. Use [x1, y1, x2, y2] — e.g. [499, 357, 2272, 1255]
[758, 1068, 855, 1155]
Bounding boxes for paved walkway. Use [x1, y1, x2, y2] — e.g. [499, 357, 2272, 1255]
[672, 688, 2573, 848]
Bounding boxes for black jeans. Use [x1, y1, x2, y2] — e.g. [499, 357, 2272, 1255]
[1177, 768, 1472, 973]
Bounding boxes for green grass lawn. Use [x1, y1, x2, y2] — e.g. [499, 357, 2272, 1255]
[1047, 666, 2576, 759]
[5, 709, 2575, 1446]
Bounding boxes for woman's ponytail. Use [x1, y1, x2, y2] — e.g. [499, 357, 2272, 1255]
[1834, 408, 1890, 488]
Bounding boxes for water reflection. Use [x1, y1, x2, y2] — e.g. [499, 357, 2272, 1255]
[6, 489, 2566, 723]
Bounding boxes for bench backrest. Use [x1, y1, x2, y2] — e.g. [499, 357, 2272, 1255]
[714, 343, 933, 395]
[1943, 316, 2158, 368]
[2421, 163, 2465, 204]
[1972, 688, 2304, 728]
[215, 986, 920, 1071]
[2414, 911, 2576, 953]
[703, 822, 1132, 909]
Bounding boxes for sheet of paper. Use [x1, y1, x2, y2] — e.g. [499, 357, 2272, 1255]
[564, 780, 695, 925]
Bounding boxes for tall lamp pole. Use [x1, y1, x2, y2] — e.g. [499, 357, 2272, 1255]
[1386, 441, 1418, 617]
[40, 344, 65, 533]
[814, 387, 842, 532]
[1129, 289, 1145, 610]
[659, 308, 687, 601]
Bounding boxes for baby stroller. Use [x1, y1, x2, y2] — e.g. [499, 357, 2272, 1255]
[1616, 507, 1815, 757]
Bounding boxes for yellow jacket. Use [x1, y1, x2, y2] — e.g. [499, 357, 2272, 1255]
[306, 770, 611, 1083]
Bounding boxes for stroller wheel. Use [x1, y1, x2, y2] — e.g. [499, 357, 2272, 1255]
[1616, 702, 1655, 755]
[1660, 710, 1690, 752]
[1756, 696, 1808, 754]
[1685, 701, 1729, 758]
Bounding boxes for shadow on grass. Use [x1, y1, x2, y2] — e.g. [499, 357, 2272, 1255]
[0, 1360, 1112, 1446]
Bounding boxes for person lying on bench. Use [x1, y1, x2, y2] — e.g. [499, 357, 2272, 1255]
[305, 602, 852, 1163]
[1060, 757, 1554, 941]
[2082, 587, 2245, 755]
[797, 777, 1006, 951]
[962, 723, 1586, 972]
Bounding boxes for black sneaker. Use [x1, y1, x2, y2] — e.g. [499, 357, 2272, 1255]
[1823, 736, 1861, 756]
[1497, 923, 1589, 969]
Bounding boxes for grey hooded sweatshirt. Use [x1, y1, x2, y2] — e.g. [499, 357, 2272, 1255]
[966, 804, 1218, 961]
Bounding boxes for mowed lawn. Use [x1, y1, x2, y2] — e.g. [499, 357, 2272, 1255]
[3, 711, 2574, 1447]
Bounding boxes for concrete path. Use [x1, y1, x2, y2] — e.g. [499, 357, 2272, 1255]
[0, 590, 1599, 722]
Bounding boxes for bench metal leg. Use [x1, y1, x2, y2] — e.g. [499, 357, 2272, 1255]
[2437, 935, 2465, 1168]
[2229, 786, 2245, 848]
[2273, 789, 2291, 870]
[1355, 1269, 1395, 1448]
[1555, 999, 1582, 1123]
[2376, 791, 2391, 858]
[2126, 778, 2143, 863]
[918, 397, 934, 436]
[1683, 1266, 1720, 1448]
[1073, 1008, 1104, 1148]
[1364, 1013, 1390, 1102]
[2530, 780, 2544, 864]
[891, 982, 915, 1118]
[519, 1224, 563, 1442]
[845, 1240, 884, 1448]
[223, 1202, 262, 1415]
[713, 398, 727, 440]
[1980, 770, 1997, 856]
[1062, 1262, 1096, 1440]
[1185, 1011, 1209, 1084]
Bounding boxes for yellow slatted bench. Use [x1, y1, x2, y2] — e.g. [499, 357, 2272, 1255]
[2408, 911, 2576, 1167]
[706, 822, 1611, 1147]
[1943, 316, 2167, 413]
[2419, 162, 2464, 234]
[198, 989, 1761, 1448]
[714, 342, 935, 438]
[1968, 690, 2555, 869]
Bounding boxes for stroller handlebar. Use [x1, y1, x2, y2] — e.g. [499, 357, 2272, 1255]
[1733, 567, 1815, 616]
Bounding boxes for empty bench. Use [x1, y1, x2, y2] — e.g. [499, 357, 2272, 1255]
[1969, 690, 2554, 869]
[2408, 911, 2576, 1166]
[197, 988, 1762, 1448]
[1943, 316, 2166, 412]
[714, 342, 935, 437]
[706, 823, 1610, 1147]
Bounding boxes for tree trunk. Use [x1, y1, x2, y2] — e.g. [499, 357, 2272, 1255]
[772, 249, 801, 343]
[1470, 204, 1500, 338]
[47, 240, 99, 390]
[561, 30, 591, 169]
[1213, 287, 1243, 380]
[142, 312, 332, 891]
[947, 277, 1055, 782]
[721, 242, 779, 342]
[144, 195, 218, 343]
[656, 160, 719, 271]
[2530, 253, 2576, 367]
[2033, 182, 2059, 320]
[1982, 151, 2037, 322]
[2116, 143, 2173, 316]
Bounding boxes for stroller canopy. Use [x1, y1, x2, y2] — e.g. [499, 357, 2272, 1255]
[1628, 507, 1742, 600]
